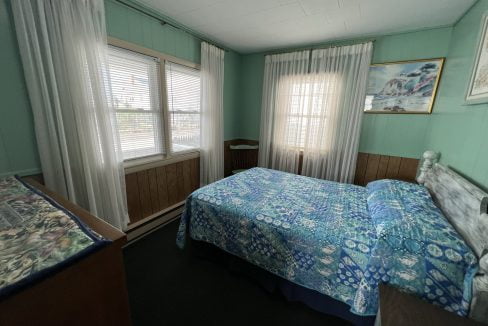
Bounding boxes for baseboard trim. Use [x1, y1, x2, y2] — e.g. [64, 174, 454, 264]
[125, 204, 184, 244]
[126, 200, 185, 231]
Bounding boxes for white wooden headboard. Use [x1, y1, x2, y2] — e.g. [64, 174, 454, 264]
[417, 152, 488, 323]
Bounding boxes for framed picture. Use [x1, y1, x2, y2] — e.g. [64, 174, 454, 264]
[364, 58, 445, 114]
[466, 13, 488, 104]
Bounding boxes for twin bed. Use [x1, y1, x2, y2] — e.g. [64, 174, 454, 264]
[177, 159, 488, 325]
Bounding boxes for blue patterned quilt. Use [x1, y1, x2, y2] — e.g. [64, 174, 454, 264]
[177, 168, 478, 316]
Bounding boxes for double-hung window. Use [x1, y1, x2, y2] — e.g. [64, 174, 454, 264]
[275, 74, 335, 151]
[107, 44, 201, 161]
[165, 62, 201, 153]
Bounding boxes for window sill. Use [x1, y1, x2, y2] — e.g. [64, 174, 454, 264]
[124, 150, 200, 175]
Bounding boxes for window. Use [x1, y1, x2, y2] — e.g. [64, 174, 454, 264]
[165, 62, 201, 152]
[108, 46, 164, 160]
[275, 74, 335, 151]
[107, 44, 201, 161]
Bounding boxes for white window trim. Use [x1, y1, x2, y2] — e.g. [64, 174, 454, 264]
[108, 37, 200, 70]
[107, 37, 201, 170]
[124, 150, 200, 175]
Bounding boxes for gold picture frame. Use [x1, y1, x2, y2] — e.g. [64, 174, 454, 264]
[364, 57, 445, 114]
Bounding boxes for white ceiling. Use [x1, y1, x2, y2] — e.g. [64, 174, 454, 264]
[137, 0, 476, 53]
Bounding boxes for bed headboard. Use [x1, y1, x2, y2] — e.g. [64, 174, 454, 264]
[417, 152, 488, 323]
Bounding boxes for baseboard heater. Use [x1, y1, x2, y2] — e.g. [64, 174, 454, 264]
[125, 201, 185, 243]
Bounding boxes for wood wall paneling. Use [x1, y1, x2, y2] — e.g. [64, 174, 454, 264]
[136, 170, 152, 218]
[224, 139, 259, 177]
[190, 157, 199, 191]
[354, 152, 369, 186]
[363, 154, 381, 185]
[354, 153, 419, 186]
[156, 166, 169, 209]
[385, 156, 402, 179]
[397, 158, 420, 182]
[148, 168, 160, 214]
[125, 157, 199, 225]
[222, 141, 418, 186]
[125, 173, 141, 222]
[126, 147, 416, 224]
[376, 155, 390, 180]
[166, 163, 178, 206]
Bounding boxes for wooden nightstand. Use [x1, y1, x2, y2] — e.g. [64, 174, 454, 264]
[376, 284, 484, 326]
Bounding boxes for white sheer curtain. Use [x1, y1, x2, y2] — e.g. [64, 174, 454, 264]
[258, 43, 373, 183]
[12, 0, 129, 230]
[200, 42, 225, 185]
[302, 42, 373, 182]
[258, 50, 310, 173]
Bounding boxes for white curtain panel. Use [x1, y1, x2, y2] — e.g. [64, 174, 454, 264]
[12, 0, 129, 230]
[258, 43, 372, 183]
[302, 42, 373, 183]
[200, 42, 225, 185]
[258, 50, 311, 174]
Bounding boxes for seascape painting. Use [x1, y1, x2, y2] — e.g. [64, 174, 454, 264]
[364, 58, 444, 114]
[466, 13, 488, 104]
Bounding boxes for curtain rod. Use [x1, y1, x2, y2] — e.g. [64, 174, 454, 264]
[113, 0, 230, 53]
[264, 39, 376, 57]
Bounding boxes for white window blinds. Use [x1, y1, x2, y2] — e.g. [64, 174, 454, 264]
[108, 46, 164, 160]
[165, 62, 201, 153]
[276, 74, 336, 150]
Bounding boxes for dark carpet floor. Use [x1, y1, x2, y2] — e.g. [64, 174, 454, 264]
[123, 219, 350, 326]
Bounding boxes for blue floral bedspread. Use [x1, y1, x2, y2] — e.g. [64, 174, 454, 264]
[0, 176, 109, 298]
[355, 179, 478, 315]
[177, 168, 478, 316]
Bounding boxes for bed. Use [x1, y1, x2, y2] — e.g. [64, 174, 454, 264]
[177, 158, 488, 325]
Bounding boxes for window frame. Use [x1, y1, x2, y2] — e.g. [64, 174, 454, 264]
[275, 73, 336, 152]
[107, 37, 201, 171]
[164, 61, 202, 154]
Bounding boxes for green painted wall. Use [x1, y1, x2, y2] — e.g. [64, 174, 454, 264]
[0, 0, 41, 177]
[239, 54, 265, 140]
[237, 27, 454, 160]
[425, 0, 488, 190]
[360, 28, 452, 158]
[0, 0, 242, 176]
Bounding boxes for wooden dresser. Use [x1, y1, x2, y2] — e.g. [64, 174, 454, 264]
[0, 179, 131, 326]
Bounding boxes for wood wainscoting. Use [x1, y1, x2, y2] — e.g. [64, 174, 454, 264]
[125, 157, 199, 226]
[222, 139, 419, 186]
[224, 139, 259, 177]
[354, 153, 419, 186]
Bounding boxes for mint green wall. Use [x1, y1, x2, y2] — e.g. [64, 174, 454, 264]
[0, 0, 41, 177]
[237, 27, 453, 158]
[239, 54, 265, 140]
[222, 51, 242, 140]
[360, 28, 452, 158]
[425, 0, 488, 190]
